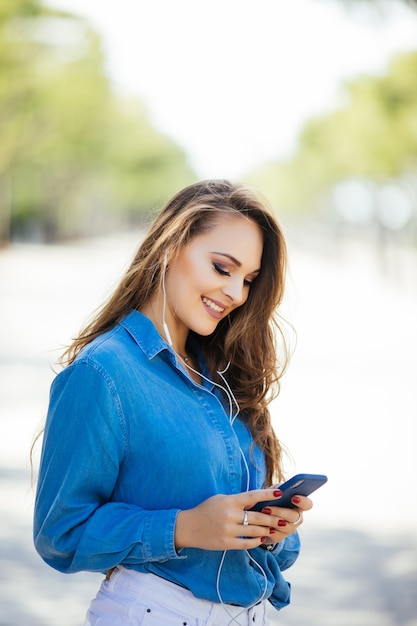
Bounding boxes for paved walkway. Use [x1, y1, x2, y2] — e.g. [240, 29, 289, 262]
[1, 232, 416, 625]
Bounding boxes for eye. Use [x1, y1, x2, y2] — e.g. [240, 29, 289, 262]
[244, 274, 259, 287]
[212, 262, 231, 277]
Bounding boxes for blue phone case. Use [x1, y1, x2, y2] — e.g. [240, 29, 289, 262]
[250, 473, 328, 511]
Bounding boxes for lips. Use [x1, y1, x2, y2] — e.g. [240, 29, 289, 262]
[202, 296, 225, 319]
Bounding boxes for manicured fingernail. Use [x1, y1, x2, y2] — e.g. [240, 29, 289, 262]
[292, 496, 301, 504]
[260, 536, 266, 543]
[278, 519, 287, 527]
[270, 528, 277, 534]
[262, 507, 272, 515]
[273, 489, 282, 497]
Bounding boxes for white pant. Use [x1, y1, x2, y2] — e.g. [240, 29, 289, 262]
[83, 566, 268, 626]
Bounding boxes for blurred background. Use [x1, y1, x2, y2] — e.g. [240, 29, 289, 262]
[1, 0, 417, 624]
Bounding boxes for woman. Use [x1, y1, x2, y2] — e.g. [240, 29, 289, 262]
[33, 179, 313, 626]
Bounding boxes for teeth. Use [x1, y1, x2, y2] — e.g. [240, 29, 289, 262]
[202, 297, 224, 313]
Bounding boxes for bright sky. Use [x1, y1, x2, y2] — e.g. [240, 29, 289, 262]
[46, 0, 417, 178]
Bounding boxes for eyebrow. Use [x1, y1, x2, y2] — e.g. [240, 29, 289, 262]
[211, 252, 261, 275]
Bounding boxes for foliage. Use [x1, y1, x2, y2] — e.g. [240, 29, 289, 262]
[0, 1, 196, 243]
[249, 50, 417, 214]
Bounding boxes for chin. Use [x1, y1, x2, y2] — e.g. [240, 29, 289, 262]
[191, 322, 220, 337]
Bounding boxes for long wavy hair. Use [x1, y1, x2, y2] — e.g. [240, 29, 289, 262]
[62, 180, 291, 485]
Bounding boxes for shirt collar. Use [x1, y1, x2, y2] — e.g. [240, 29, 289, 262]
[119, 309, 170, 360]
[119, 309, 215, 391]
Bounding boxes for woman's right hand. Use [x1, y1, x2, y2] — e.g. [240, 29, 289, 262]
[174, 488, 311, 551]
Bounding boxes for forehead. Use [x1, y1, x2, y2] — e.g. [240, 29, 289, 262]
[189, 215, 263, 264]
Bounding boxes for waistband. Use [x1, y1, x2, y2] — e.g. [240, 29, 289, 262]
[107, 566, 266, 626]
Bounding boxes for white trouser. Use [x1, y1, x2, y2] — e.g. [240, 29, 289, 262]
[83, 566, 268, 626]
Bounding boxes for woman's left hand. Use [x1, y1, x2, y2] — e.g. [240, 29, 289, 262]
[259, 495, 313, 545]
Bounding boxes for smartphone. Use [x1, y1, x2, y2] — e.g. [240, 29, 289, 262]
[250, 473, 328, 512]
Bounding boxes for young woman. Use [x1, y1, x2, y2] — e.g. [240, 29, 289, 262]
[33, 179, 313, 626]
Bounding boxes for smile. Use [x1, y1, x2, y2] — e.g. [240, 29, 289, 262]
[202, 297, 225, 314]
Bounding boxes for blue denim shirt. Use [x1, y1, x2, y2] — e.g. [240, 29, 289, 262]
[34, 310, 300, 610]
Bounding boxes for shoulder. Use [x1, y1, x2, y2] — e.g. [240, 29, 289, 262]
[50, 323, 135, 396]
[75, 311, 151, 368]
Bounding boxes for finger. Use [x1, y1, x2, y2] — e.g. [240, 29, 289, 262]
[232, 488, 283, 510]
[259, 507, 303, 526]
[287, 509, 303, 525]
[239, 509, 302, 541]
[242, 509, 281, 530]
[256, 505, 304, 527]
[290, 495, 313, 511]
[235, 509, 281, 539]
[231, 535, 271, 551]
[262, 496, 313, 518]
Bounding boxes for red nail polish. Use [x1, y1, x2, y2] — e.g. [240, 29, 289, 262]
[278, 519, 287, 527]
[260, 536, 266, 543]
[292, 496, 301, 504]
[273, 489, 282, 497]
[262, 507, 272, 515]
[270, 528, 277, 534]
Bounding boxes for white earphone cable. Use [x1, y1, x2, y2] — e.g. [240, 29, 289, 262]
[161, 255, 173, 347]
[161, 275, 268, 619]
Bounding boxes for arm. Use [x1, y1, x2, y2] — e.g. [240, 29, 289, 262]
[33, 361, 184, 573]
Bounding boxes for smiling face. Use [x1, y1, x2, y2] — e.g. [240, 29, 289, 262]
[163, 215, 263, 350]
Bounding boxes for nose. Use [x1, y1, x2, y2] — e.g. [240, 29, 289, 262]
[222, 277, 247, 307]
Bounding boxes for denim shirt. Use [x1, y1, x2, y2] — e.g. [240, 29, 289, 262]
[34, 310, 300, 610]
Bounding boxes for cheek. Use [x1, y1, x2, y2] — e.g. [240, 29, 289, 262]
[167, 256, 203, 302]
[177, 250, 210, 291]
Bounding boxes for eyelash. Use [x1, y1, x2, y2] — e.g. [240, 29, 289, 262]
[212, 262, 253, 286]
[212, 262, 230, 277]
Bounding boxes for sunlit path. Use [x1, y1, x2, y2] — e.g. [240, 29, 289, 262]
[1, 233, 416, 625]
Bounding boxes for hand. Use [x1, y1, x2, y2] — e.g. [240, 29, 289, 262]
[259, 495, 313, 546]
[174, 488, 309, 551]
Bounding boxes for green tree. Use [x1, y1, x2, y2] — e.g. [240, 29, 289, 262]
[0, 1, 196, 244]
[97, 97, 195, 221]
[0, 0, 50, 241]
[250, 50, 417, 213]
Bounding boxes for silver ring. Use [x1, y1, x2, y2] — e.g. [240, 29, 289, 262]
[243, 510, 249, 526]
[290, 510, 302, 526]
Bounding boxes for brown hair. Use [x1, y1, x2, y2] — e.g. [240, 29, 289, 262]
[63, 180, 291, 485]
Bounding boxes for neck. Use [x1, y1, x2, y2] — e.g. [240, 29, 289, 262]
[140, 296, 188, 356]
